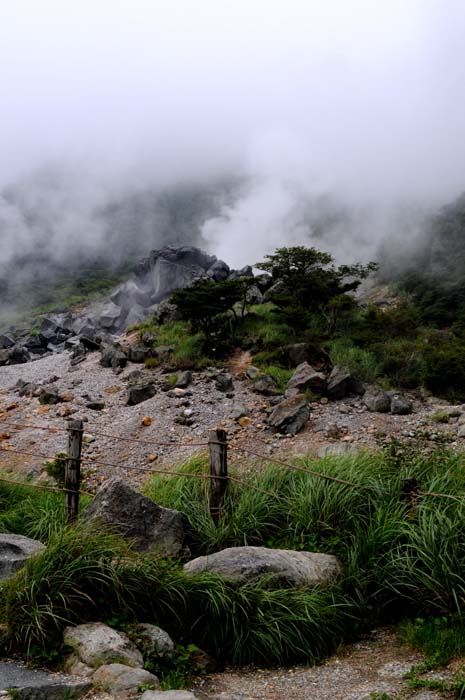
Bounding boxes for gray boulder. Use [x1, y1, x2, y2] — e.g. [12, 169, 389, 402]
[207, 259, 230, 281]
[81, 478, 189, 556]
[39, 386, 62, 405]
[126, 344, 151, 363]
[184, 546, 342, 587]
[254, 374, 279, 396]
[363, 388, 391, 413]
[0, 533, 45, 579]
[146, 247, 217, 303]
[326, 366, 351, 400]
[0, 348, 9, 366]
[267, 394, 310, 435]
[175, 370, 192, 389]
[129, 623, 175, 661]
[390, 394, 413, 415]
[92, 664, 159, 696]
[228, 265, 254, 279]
[215, 373, 234, 393]
[126, 382, 157, 405]
[246, 365, 261, 380]
[8, 345, 30, 364]
[63, 623, 143, 669]
[100, 345, 128, 369]
[98, 303, 126, 331]
[287, 362, 326, 393]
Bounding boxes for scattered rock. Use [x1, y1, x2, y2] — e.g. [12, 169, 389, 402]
[184, 546, 342, 587]
[92, 663, 159, 696]
[100, 345, 128, 369]
[254, 374, 279, 396]
[287, 362, 326, 393]
[126, 382, 157, 406]
[126, 345, 151, 363]
[175, 370, 193, 389]
[155, 298, 182, 325]
[63, 623, 143, 669]
[390, 394, 413, 415]
[81, 478, 189, 556]
[267, 394, 310, 435]
[245, 366, 261, 380]
[363, 388, 391, 413]
[85, 399, 106, 411]
[232, 404, 249, 421]
[38, 386, 62, 405]
[215, 373, 234, 393]
[326, 366, 351, 400]
[0, 533, 45, 579]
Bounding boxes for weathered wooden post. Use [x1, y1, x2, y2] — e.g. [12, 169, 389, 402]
[209, 428, 228, 524]
[65, 419, 83, 523]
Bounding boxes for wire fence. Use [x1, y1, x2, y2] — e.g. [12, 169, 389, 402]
[0, 416, 463, 524]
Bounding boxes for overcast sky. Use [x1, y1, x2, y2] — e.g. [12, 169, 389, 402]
[1, 0, 464, 200]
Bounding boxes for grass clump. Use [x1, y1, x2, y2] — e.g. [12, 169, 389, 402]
[327, 340, 380, 383]
[0, 481, 73, 542]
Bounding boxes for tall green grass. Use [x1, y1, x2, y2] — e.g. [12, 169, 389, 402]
[4, 444, 465, 666]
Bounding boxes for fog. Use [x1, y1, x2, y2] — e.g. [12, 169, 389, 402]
[1, 0, 465, 271]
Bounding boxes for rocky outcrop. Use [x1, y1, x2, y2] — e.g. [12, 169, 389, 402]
[390, 393, 413, 415]
[128, 624, 175, 661]
[0, 533, 45, 579]
[81, 478, 189, 557]
[326, 366, 351, 400]
[267, 394, 310, 435]
[184, 546, 342, 588]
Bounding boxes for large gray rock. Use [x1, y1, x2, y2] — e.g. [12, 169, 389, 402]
[363, 388, 391, 413]
[63, 623, 143, 669]
[267, 394, 310, 435]
[287, 362, 326, 393]
[0, 533, 45, 579]
[184, 546, 342, 588]
[390, 394, 413, 415]
[207, 259, 230, 281]
[254, 374, 279, 396]
[147, 247, 217, 303]
[100, 345, 128, 369]
[81, 478, 188, 556]
[92, 663, 159, 696]
[126, 382, 157, 405]
[124, 304, 148, 328]
[326, 366, 351, 400]
[98, 303, 126, 331]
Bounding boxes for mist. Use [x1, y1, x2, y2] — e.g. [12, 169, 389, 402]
[1, 0, 465, 275]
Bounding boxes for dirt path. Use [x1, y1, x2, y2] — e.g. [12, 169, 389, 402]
[192, 628, 455, 700]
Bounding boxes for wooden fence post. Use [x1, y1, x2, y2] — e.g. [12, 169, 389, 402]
[209, 428, 228, 524]
[65, 419, 83, 523]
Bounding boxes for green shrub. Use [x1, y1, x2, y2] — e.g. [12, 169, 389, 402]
[327, 341, 380, 383]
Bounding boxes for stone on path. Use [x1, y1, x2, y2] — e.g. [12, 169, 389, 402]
[184, 546, 342, 588]
[0, 661, 91, 699]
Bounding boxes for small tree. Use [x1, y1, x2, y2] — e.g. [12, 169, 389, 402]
[171, 278, 244, 350]
[256, 246, 378, 332]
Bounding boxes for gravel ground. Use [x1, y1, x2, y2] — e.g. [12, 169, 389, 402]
[193, 628, 456, 700]
[0, 350, 463, 490]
